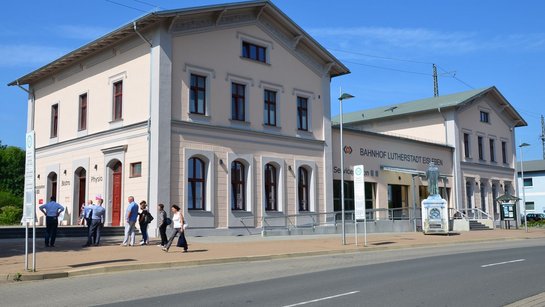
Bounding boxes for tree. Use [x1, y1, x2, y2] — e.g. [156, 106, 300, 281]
[0, 141, 25, 197]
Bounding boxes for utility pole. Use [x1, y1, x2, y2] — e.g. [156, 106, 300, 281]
[541, 115, 545, 160]
[433, 64, 439, 97]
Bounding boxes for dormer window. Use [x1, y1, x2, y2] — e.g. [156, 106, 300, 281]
[242, 41, 266, 63]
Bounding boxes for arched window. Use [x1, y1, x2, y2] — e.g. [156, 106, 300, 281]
[188, 157, 206, 210]
[231, 161, 246, 210]
[298, 167, 309, 212]
[265, 164, 277, 211]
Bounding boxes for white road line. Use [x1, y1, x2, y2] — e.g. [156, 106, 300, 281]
[282, 291, 360, 307]
[481, 259, 525, 268]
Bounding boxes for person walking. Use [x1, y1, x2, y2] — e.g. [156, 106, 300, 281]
[162, 205, 188, 252]
[85, 197, 106, 246]
[157, 204, 168, 247]
[122, 196, 139, 246]
[38, 196, 64, 247]
[138, 201, 153, 245]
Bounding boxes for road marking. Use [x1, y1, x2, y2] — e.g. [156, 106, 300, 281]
[481, 259, 525, 268]
[282, 291, 360, 307]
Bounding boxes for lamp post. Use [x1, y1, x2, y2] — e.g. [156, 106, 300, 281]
[339, 92, 354, 245]
[519, 142, 530, 232]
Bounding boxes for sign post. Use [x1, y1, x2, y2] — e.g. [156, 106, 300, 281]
[22, 131, 36, 271]
[354, 165, 367, 246]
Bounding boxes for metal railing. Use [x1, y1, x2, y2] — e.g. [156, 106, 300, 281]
[448, 208, 492, 220]
[240, 207, 423, 233]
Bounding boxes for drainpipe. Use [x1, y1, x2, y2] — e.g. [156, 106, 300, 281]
[133, 22, 153, 224]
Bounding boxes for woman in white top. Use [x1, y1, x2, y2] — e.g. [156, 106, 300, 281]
[162, 204, 188, 252]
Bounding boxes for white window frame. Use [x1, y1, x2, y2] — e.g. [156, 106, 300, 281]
[228, 153, 254, 213]
[295, 160, 317, 212]
[293, 88, 315, 134]
[184, 63, 215, 120]
[108, 71, 127, 129]
[261, 157, 285, 213]
[226, 73, 253, 125]
[184, 149, 215, 213]
[237, 31, 273, 64]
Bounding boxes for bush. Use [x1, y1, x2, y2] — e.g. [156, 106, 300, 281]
[0, 190, 22, 209]
[0, 206, 23, 225]
[527, 220, 545, 228]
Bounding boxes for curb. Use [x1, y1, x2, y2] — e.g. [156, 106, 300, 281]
[2, 235, 543, 283]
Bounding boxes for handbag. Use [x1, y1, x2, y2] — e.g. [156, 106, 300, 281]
[165, 218, 172, 226]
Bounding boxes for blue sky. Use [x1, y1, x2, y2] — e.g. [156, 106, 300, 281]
[1, 0, 544, 160]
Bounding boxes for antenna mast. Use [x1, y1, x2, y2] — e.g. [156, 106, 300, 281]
[433, 64, 439, 97]
[541, 115, 545, 159]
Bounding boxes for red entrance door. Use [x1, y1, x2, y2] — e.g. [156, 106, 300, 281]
[111, 163, 122, 226]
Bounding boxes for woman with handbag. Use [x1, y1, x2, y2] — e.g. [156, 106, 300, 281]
[138, 201, 153, 245]
[162, 204, 188, 252]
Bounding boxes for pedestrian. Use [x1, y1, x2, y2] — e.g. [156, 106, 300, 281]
[138, 201, 153, 245]
[82, 199, 94, 245]
[38, 196, 64, 247]
[122, 196, 139, 246]
[162, 205, 188, 253]
[84, 197, 106, 246]
[157, 204, 168, 247]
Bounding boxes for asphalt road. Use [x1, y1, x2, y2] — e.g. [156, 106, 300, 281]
[2, 239, 545, 307]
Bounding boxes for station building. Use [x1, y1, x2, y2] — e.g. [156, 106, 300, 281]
[11, 1, 527, 235]
[517, 160, 545, 215]
[334, 87, 527, 228]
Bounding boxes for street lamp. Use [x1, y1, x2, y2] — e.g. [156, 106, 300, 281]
[339, 92, 355, 245]
[519, 142, 530, 233]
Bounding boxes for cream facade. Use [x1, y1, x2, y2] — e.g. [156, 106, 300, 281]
[11, 1, 349, 235]
[338, 87, 527, 220]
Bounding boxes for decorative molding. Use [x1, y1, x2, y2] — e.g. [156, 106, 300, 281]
[171, 16, 215, 33]
[108, 71, 128, 85]
[183, 63, 216, 78]
[215, 9, 227, 25]
[219, 12, 256, 25]
[236, 31, 274, 50]
[101, 145, 128, 154]
[292, 88, 315, 99]
[226, 73, 254, 87]
[258, 80, 284, 93]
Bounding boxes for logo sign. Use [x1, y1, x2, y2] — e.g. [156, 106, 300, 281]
[344, 145, 353, 155]
[354, 165, 366, 220]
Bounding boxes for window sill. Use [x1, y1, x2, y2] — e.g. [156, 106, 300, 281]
[77, 130, 88, 138]
[229, 119, 251, 127]
[187, 210, 213, 217]
[49, 137, 58, 144]
[109, 119, 123, 129]
[129, 175, 142, 178]
[232, 210, 253, 217]
[188, 113, 211, 123]
[239, 56, 270, 66]
[264, 211, 284, 216]
[296, 129, 314, 139]
[263, 124, 281, 132]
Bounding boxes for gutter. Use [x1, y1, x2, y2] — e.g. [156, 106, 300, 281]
[133, 22, 153, 215]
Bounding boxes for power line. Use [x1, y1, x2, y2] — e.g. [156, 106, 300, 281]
[133, 0, 164, 10]
[329, 48, 433, 65]
[105, 0, 148, 13]
[342, 60, 431, 76]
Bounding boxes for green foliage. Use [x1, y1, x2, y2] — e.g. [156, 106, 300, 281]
[0, 142, 25, 197]
[0, 190, 22, 209]
[0, 206, 23, 225]
[527, 220, 545, 228]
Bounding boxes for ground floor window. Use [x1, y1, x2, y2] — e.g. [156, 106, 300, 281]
[333, 180, 375, 219]
[388, 184, 409, 220]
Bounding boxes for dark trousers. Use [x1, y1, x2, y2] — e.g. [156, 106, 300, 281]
[45, 216, 58, 246]
[159, 224, 168, 246]
[165, 228, 188, 251]
[88, 219, 102, 245]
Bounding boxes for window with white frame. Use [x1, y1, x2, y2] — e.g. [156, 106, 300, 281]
[264, 163, 278, 211]
[188, 157, 206, 210]
[231, 160, 246, 210]
[298, 167, 310, 211]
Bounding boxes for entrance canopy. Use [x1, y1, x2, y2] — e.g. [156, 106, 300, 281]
[381, 165, 451, 179]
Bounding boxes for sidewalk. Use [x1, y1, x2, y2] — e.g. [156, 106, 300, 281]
[2, 229, 545, 282]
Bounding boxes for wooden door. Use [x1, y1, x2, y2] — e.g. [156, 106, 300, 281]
[112, 169, 122, 226]
[78, 176, 86, 217]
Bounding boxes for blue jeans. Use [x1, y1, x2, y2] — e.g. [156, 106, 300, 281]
[139, 222, 148, 243]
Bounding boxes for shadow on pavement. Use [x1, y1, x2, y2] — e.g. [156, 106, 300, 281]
[69, 259, 137, 268]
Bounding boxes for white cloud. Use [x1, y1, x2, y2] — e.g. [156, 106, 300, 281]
[55, 25, 111, 40]
[308, 26, 545, 55]
[0, 44, 67, 67]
